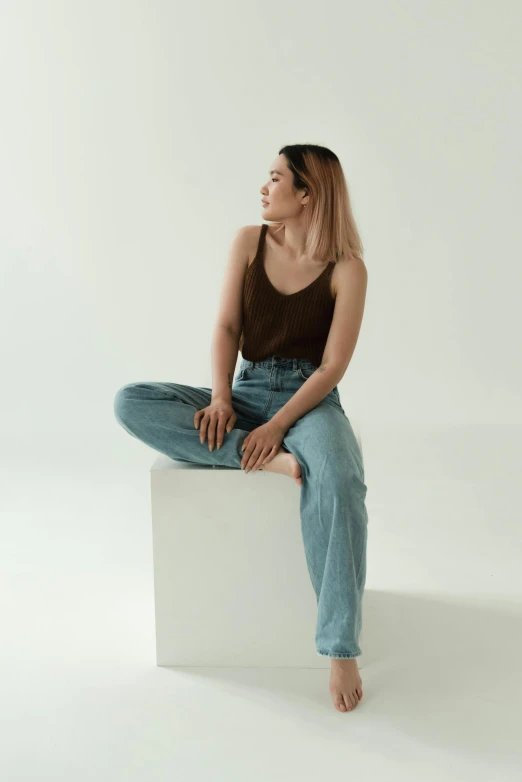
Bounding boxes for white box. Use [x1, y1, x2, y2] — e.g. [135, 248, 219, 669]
[150, 431, 365, 668]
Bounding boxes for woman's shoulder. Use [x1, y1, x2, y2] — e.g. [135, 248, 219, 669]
[236, 223, 273, 269]
[330, 255, 367, 298]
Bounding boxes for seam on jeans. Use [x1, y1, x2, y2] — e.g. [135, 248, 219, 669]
[311, 450, 328, 596]
[261, 367, 274, 419]
[316, 649, 360, 658]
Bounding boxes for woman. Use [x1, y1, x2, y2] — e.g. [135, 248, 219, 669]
[114, 143, 369, 714]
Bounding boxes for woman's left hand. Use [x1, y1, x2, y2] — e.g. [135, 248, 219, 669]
[241, 421, 285, 473]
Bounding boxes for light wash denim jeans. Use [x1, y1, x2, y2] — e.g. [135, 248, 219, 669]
[114, 354, 368, 659]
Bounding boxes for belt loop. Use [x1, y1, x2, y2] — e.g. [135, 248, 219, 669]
[293, 358, 297, 371]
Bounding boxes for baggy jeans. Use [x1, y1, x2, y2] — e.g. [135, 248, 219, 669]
[113, 354, 368, 659]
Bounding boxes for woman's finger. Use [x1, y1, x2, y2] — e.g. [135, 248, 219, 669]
[250, 446, 272, 472]
[199, 414, 209, 444]
[206, 417, 217, 450]
[244, 443, 265, 472]
[262, 446, 278, 465]
[215, 414, 228, 449]
[241, 438, 255, 468]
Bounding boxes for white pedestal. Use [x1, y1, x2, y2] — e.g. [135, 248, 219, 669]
[150, 430, 365, 669]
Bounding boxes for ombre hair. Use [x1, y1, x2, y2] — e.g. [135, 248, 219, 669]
[267, 144, 364, 265]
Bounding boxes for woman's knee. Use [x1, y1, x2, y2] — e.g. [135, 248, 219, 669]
[303, 445, 365, 491]
[113, 383, 139, 427]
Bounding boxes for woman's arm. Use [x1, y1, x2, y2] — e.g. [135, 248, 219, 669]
[211, 326, 241, 401]
[210, 225, 253, 401]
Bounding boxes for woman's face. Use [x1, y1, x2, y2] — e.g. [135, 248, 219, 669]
[259, 154, 308, 221]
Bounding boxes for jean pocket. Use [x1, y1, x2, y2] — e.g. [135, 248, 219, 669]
[296, 364, 317, 380]
[237, 363, 254, 382]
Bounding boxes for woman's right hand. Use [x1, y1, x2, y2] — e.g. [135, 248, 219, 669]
[194, 398, 237, 451]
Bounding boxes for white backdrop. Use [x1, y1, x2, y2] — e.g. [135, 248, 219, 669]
[2, 0, 521, 468]
[2, 3, 522, 779]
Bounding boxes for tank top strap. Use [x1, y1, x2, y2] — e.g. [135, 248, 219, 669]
[253, 223, 269, 262]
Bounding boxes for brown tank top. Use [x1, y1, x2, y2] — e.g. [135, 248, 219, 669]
[238, 224, 336, 367]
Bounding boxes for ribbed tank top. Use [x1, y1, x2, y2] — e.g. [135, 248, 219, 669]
[238, 223, 336, 367]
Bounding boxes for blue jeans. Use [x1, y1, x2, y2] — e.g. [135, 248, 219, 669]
[113, 354, 368, 659]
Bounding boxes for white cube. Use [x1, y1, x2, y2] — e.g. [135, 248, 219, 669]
[150, 430, 365, 668]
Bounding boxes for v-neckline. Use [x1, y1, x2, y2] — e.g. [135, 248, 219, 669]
[257, 225, 332, 298]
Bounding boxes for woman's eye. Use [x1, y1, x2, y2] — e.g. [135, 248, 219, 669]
[271, 178, 278, 182]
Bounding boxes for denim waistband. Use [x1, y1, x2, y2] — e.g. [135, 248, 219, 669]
[241, 355, 318, 371]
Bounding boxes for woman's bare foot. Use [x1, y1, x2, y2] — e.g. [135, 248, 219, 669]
[329, 658, 363, 712]
[257, 446, 302, 485]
